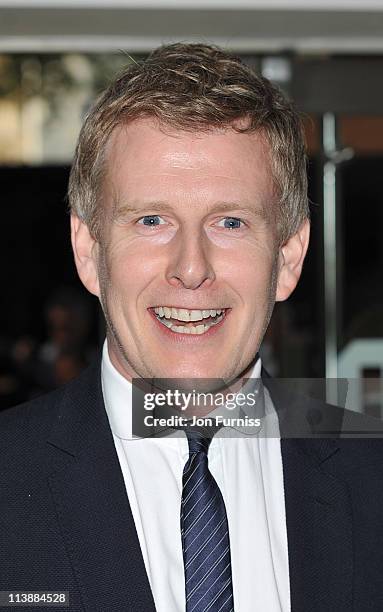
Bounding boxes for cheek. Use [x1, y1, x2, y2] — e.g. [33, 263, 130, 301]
[108, 232, 165, 272]
[220, 242, 276, 296]
[99, 239, 162, 308]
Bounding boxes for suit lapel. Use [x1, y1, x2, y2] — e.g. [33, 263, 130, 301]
[263, 374, 353, 611]
[281, 438, 353, 612]
[47, 357, 156, 612]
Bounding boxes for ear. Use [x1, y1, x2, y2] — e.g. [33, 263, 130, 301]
[275, 219, 310, 302]
[70, 214, 100, 297]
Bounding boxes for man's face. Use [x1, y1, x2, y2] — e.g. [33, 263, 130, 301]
[75, 118, 300, 382]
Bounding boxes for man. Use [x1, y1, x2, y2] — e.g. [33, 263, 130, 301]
[1, 43, 383, 612]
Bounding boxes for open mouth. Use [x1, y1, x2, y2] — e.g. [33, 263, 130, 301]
[150, 306, 228, 336]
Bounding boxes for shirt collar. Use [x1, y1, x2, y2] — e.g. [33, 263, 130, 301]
[101, 338, 268, 441]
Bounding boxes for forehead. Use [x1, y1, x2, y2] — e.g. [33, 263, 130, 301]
[103, 118, 275, 206]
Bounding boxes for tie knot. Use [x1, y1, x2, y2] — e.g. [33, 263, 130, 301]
[185, 429, 212, 455]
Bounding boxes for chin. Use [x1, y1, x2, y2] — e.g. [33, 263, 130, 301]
[155, 365, 212, 380]
[152, 360, 228, 385]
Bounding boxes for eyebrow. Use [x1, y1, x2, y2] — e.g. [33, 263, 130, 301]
[114, 201, 268, 219]
[115, 202, 176, 216]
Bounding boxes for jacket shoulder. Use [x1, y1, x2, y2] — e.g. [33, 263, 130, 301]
[0, 356, 102, 487]
[0, 385, 66, 444]
[0, 353, 102, 435]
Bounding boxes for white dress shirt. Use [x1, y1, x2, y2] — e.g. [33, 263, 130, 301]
[101, 339, 291, 612]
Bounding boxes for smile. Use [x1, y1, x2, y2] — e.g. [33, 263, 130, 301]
[151, 306, 228, 335]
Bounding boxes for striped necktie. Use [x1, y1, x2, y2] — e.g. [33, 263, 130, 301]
[180, 430, 234, 612]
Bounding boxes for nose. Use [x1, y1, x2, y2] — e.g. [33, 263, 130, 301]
[165, 227, 216, 290]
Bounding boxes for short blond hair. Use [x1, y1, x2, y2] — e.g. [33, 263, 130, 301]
[68, 42, 308, 243]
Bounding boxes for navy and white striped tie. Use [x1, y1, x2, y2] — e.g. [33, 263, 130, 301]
[180, 430, 234, 612]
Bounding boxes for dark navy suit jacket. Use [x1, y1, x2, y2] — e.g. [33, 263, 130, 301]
[1, 353, 383, 611]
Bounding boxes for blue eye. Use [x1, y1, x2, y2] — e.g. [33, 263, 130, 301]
[137, 215, 165, 227]
[217, 217, 244, 230]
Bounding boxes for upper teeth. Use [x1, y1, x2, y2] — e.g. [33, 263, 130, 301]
[154, 307, 224, 322]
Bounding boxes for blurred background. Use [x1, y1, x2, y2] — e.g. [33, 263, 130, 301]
[0, 0, 383, 413]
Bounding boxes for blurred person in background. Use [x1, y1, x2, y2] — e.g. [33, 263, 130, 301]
[4, 286, 97, 404]
[1, 43, 383, 612]
[35, 286, 96, 389]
